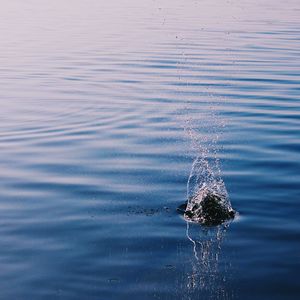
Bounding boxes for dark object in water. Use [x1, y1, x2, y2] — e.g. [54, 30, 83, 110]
[177, 192, 235, 226]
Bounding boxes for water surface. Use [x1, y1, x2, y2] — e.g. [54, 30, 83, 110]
[0, 1, 300, 299]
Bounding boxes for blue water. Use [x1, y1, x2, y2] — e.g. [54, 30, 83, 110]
[0, 1, 300, 299]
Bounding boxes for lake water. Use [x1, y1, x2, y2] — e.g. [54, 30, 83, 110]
[0, 1, 300, 299]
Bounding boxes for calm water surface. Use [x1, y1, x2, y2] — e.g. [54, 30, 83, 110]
[0, 1, 300, 299]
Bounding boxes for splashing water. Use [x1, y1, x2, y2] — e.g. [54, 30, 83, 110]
[187, 155, 227, 201]
[183, 155, 235, 225]
[176, 74, 235, 224]
[175, 69, 236, 296]
[177, 91, 235, 225]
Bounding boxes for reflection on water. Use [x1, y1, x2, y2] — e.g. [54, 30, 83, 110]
[184, 222, 233, 300]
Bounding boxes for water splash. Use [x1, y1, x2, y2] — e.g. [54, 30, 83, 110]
[184, 155, 235, 225]
[176, 60, 236, 295]
[178, 88, 235, 224]
[187, 155, 228, 202]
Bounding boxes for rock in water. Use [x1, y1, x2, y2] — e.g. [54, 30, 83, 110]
[179, 188, 235, 225]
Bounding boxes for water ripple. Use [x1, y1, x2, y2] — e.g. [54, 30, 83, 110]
[0, 0, 300, 299]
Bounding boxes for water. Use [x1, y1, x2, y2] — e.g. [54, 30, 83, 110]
[0, 0, 300, 299]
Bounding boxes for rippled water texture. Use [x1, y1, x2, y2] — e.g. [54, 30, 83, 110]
[0, 1, 300, 299]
